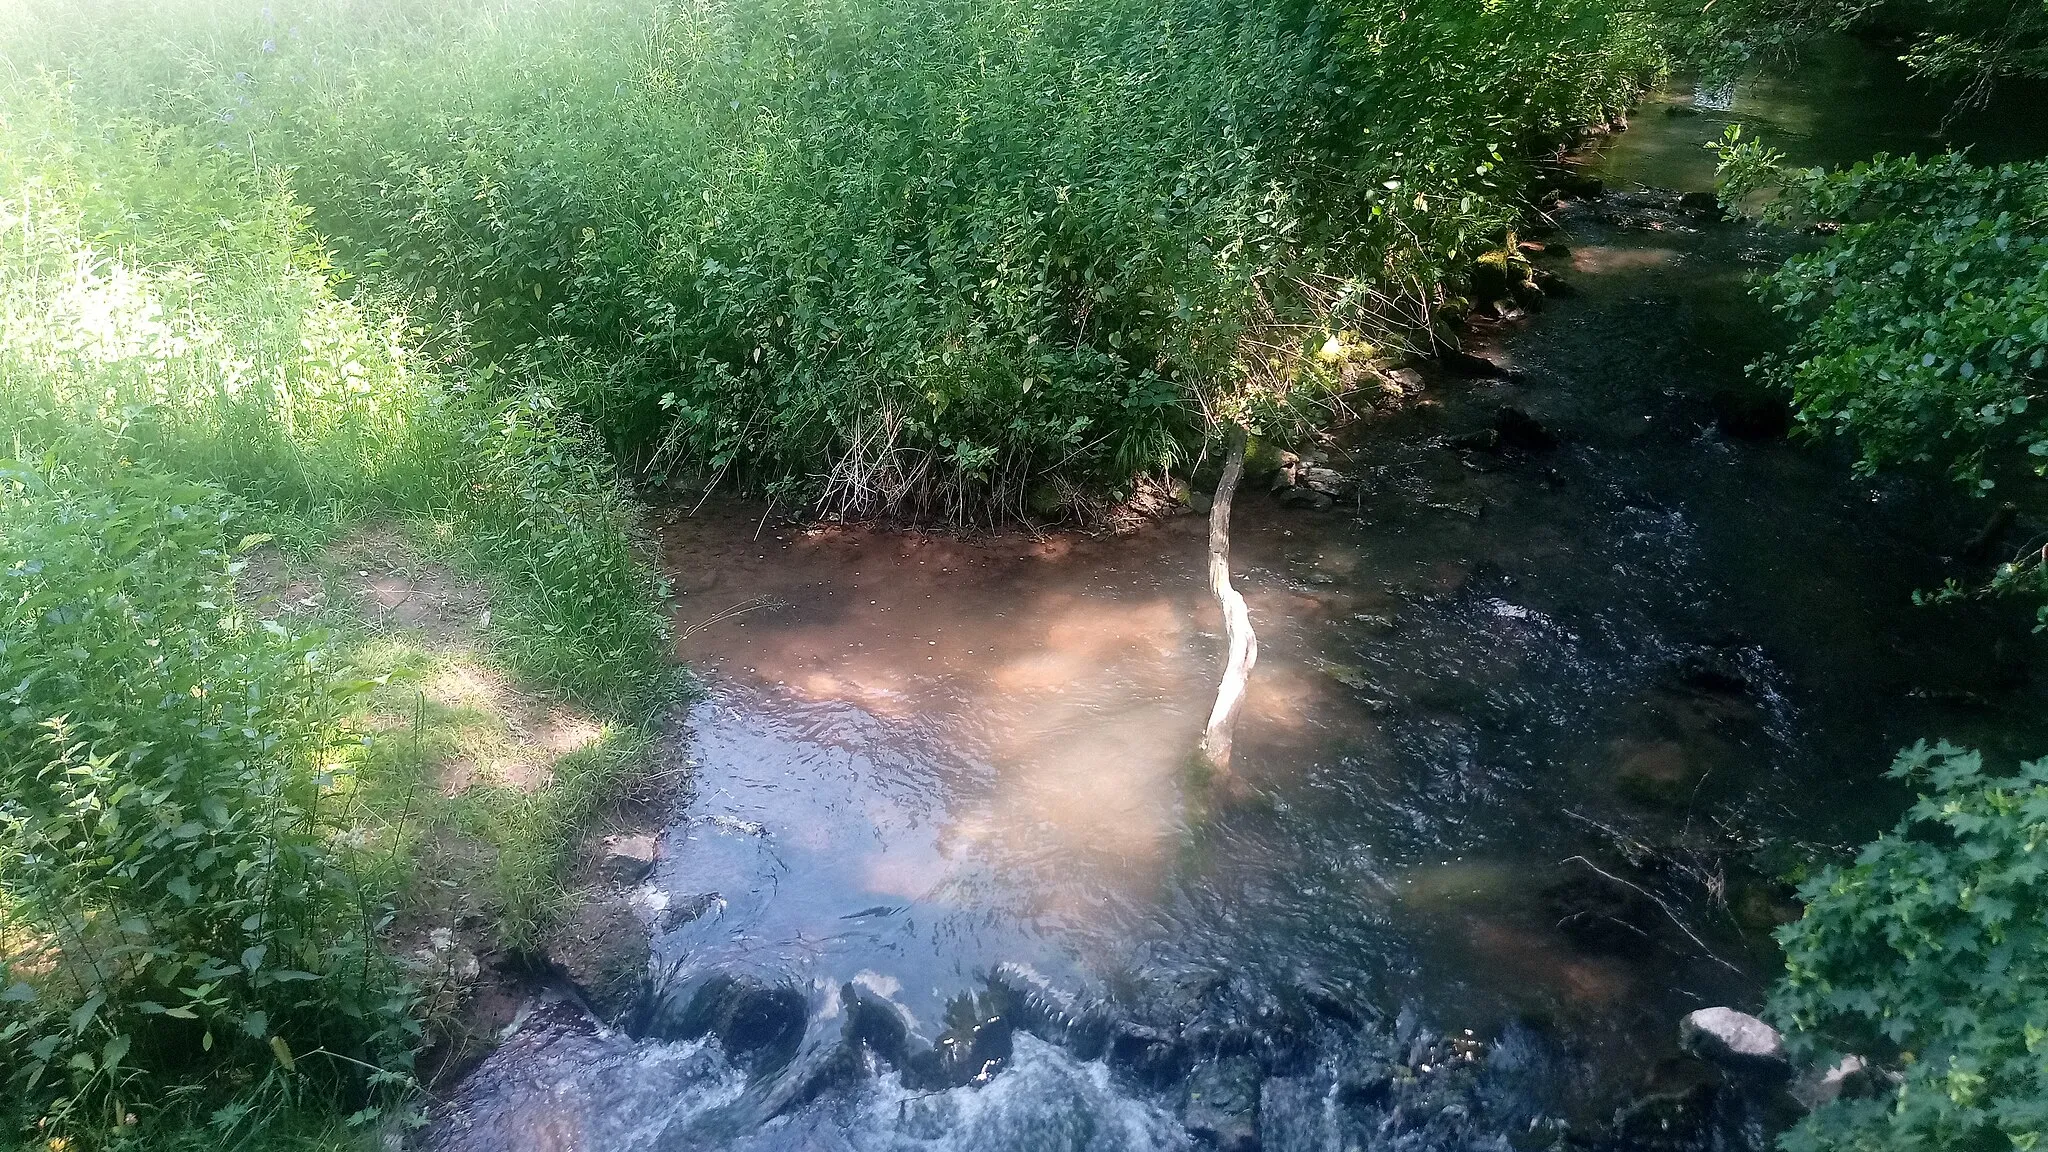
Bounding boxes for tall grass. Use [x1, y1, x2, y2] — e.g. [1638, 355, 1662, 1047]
[8, 0, 1665, 522]
[0, 74, 669, 1149]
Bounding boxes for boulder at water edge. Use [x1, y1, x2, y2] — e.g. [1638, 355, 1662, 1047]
[1679, 1007, 1789, 1079]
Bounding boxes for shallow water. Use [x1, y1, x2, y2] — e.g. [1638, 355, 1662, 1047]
[428, 44, 2048, 1152]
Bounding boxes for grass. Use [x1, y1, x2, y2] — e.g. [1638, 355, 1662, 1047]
[0, 71, 675, 1151]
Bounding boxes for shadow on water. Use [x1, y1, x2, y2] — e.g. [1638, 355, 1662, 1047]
[424, 41, 2048, 1152]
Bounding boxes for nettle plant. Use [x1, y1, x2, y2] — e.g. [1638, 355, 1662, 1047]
[0, 467, 416, 1144]
[53, 0, 1659, 523]
[1770, 742, 2048, 1152]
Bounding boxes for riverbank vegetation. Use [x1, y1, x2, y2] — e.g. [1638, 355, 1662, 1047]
[1698, 8, 2048, 1150]
[0, 0, 1675, 1144]
[10, 0, 1664, 523]
[0, 72, 669, 1149]
[8, 0, 2042, 1146]
[1770, 743, 2047, 1152]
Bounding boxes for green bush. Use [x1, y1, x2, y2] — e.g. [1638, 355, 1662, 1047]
[7, 0, 1663, 520]
[1770, 742, 2048, 1152]
[0, 466, 415, 1145]
[1714, 133, 2048, 618]
[1716, 138, 2048, 486]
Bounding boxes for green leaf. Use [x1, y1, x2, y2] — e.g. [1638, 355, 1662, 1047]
[68, 992, 104, 1036]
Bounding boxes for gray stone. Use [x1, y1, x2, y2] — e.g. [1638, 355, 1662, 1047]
[597, 832, 657, 885]
[1680, 1007, 1788, 1077]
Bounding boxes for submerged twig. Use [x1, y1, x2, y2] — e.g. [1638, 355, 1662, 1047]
[680, 596, 787, 639]
[1561, 854, 1743, 974]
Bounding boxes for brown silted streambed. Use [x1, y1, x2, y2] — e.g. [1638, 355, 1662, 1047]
[423, 53, 2048, 1152]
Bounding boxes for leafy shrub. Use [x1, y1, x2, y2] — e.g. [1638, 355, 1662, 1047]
[1714, 133, 2048, 617]
[0, 466, 416, 1145]
[1716, 137, 2048, 486]
[1770, 742, 2048, 1152]
[8, 0, 1664, 520]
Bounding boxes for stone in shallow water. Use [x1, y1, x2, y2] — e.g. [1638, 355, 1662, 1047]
[1183, 1056, 1262, 1152]
[1680, 1006, 1788, 1077]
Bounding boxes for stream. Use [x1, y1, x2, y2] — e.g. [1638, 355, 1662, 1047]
[425, 44, 2048, 1152]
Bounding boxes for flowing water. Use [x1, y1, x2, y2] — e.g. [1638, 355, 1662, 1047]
[427, 45, 2048, 1152]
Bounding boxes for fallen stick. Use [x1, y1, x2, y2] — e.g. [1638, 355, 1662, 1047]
[1201, 424, 1258, 772]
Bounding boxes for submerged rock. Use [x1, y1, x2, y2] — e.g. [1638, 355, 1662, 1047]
[909, 990, 1016, 1088]
[1279, 486, 1335, 511]
[1613, 1080, 1721, 1150]
[1544, 869, 1661, 954]
[1183, 1056, 1263, 1152]
[1680, 1007, 1789, 1078]
[1666, 641, 1761, 697]
[1557, 172, 1606, 199]
[1109, 1020, 1187, 1088]
[841, 981, 915, 1068]
[1494, 406, 1555, 451]
[1678, 190, 1724, 220]
[1449, 406, 1556, 454]
[1437, 347, 1518, 380]
[1613, 738, 1706, 809]
[657, 975, 808, 1072]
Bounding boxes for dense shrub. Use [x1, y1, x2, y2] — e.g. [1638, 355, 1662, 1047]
[1770, 742, 2048, 1152]
[0, 467, 416, 1144]
[8, 0, 1663, 521]
[1716, 139, 2048, 486]
[1714, 134, 2048, 618]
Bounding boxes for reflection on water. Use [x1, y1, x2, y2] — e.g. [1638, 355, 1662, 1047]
[429, 43, 2048, 1152]
[1601, 36, 2048, 195]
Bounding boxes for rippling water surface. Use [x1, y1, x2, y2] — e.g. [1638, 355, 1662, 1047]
[426, 47, 2048, 1152]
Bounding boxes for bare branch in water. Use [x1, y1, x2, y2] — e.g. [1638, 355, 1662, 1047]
[1200, 423, 1257, 772]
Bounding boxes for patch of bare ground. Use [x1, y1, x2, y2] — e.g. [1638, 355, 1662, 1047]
[240, 525, 683, 1085]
